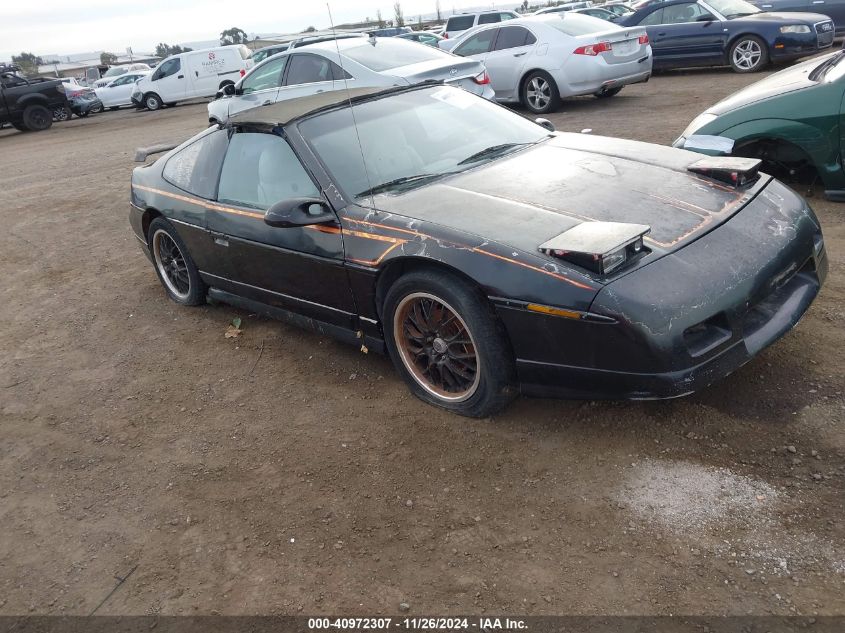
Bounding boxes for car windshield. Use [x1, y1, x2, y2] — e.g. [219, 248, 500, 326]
[707, 0, 759, 18]
[103, 67, 127, 77]
[300, 87, 549, 200]
[341, 40, 450, 71]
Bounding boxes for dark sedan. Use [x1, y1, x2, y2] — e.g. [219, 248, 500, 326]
[129, 85, 826, 417]
[620, 0, 835, 72]
[748, 0, 845, 35]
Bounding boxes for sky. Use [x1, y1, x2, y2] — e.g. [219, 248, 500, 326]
[0, 0, 509, 61]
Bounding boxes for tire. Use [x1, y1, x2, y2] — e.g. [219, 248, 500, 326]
[147, 217, 207, 306]
[52, 105, 72, 121]
[383, 269, 517, 418]
[11, 121, 29, 132]
[22, 104, 53, 131]
[521, 70, 561, 115]
[595, 86, 623, 98]
[144, 92, 163, 111]
[91, 103, 104, 114]
[729, 36, 768, 73]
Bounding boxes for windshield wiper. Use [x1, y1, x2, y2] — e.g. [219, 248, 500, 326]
[810, 50, 845, 81]
[457, 142, 534, 166]
[356, 173, 441, 198]
[725, 11, 756, 18]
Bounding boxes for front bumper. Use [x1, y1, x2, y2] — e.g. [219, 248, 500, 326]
[497, 179, 827, 400]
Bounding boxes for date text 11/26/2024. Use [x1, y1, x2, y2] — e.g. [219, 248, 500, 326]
[307, 618, 527, 630]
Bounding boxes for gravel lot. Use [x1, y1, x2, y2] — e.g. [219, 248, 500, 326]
[0, 65, 843, 616]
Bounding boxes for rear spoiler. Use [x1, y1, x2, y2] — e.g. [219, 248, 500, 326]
[687, 156, 761, 187]
[134, 143, 178, 162]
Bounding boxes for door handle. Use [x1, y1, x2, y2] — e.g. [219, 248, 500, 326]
[212, 235, 229, 247]
[195, 71, 199, 77]
[657, 32, 667, 36]
[813, 1, 825, 3]
[514, 51, 527, 57]
[177, 74, 184, 79]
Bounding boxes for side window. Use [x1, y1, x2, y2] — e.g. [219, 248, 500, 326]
[446, 15, 475, 31]
[453, 29, 497, 56]
[242, 57, 287, 93]
[154, 58, 180, 80]
[478, 13, 502, 24]
[217, 133, 320, 210]
[329, 60, 352, 80]
[638, 8, 664, 25]
[162, 130, 229, 199]
[285, 54, 336, 85]
[662, 3, 713, 23]
[493, 26, 535, 50]
[500, 12, 517, 21]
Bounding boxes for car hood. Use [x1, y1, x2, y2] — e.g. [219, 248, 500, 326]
[370, 134, 767, 263]
[705, 52, 833, 115]
[735, 10, 831, 24]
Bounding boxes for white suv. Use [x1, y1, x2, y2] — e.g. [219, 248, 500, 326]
[442, 10, 519, 40]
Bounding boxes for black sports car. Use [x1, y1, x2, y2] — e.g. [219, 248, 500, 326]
[129, 84, 827, 417]
[620, 0, 834, 73]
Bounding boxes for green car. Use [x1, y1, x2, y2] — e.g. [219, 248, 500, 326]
[674, 50, 845, 201]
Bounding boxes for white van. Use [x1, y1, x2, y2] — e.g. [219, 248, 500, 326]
[131, 45, 253, 111]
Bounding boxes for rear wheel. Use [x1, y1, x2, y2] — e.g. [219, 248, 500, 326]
[595, 86, 623, 98]
[148, 217, 206, 306]
[521, 71, 561, 115]
[144, 92, 163, 111]
[91, 102, 104, 114]
[729, 36, 768, 73]
[22, 104, 52, 131]
[383, 269, 517, 418]
[52, 105, 72, 121]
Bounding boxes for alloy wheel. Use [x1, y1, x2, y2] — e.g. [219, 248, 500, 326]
[152, 229, 191, 300]
[732, 40, 762, 70]
[526, 76, 551, 111]
[393, 292, 480, 403]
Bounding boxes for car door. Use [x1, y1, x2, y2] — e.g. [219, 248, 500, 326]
[753, 0, 809, 14]
[275, 53, 343, 102]
[110, 74, 142, 106]
[207, 129, 356, 326]
[482, 26, 538, 99]
[185, 50, 227, 98]
[452, 27, 498, 68]
[149, 57, 187, 102]
[229, 56, 288, 117]
[649, 2, 726, 64]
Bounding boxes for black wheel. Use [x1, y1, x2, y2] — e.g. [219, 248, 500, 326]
[147, 217, 206, 306]
[11, 121, 29, 132]
[521, 70, 561, 115]
[383, 269, 517, 418]
[729, 35, 768, 73]
[22, 104, 53, 131]
[144, 92, 163, 111]
[595, 86, 623, 98]
[52, 105, 72, 121]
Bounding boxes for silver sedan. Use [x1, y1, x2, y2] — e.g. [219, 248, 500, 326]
[208, 37, 495, 124]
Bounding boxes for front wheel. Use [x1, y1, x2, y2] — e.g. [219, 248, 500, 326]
[22, 104, 53, 131]
[729, 36, 768, 73]
[521, 71, 561, 115]
[383, 269, 517, 418]
[144, 92, 163, 111]
[148, 217, 207, 306]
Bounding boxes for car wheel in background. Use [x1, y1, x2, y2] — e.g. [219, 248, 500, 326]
[148, 217, 207, 306]
[144, 93, 163, 111]
[22, 104, 53, 131]
[521, 71, 561, 115]
[52, 106, 72, 122]
[91, 103, 104, 114]
[383, 269, 517, 418]
[595, 86, 623, 98]
[729, 36, 768, 73]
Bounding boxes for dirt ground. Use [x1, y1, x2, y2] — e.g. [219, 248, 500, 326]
[0, 65, 843, 617]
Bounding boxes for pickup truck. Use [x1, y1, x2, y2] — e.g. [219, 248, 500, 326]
[0, 64, 68, 132]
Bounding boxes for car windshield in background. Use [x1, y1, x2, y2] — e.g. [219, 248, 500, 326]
[299, 87, 548, 199]
[707, 0, 760, 18]
[103, 67, 127, 77]
[342, 41, 450, 71]
[544, 14, 614, 36]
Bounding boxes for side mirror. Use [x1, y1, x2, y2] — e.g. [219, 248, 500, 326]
[221, 83, 236, 97]
[535, 118, 555, 132]
[264, 198, 335, 228]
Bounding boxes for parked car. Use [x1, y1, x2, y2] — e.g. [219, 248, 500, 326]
[450, 14, 652, 113]
[66, 87, 104, 117]
[619, 0, 835, 72]
[397, 31, 445, 46]
[93, 63, 152, 88]
[748, 0, 845, 34]
[674, 50, 845, 200]
[207, 37, 494, 124]
[603, 2, 638, 17]
[443, 10, 519, 39]
[95, 71, 150, 109]
[572, 7, 622, 20]
[131, 45, 253, 111]
[534, 2, 596, 15]
[130, 84, 826, 416]
[0, 64, 67, 131]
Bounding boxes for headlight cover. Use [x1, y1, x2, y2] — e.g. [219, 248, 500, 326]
[680, 112, 718, 139]
[779, 25, 812, 33]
